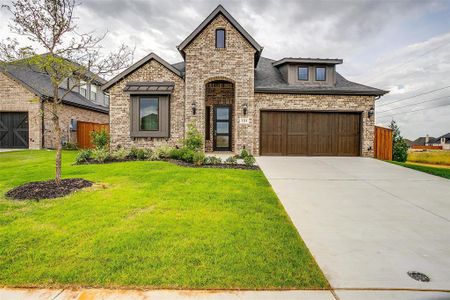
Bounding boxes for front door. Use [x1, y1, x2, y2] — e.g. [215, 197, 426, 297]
[213, 106, 231, 151]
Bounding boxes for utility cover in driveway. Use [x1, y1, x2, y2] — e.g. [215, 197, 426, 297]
[0, 112, 29, 148]
[260, 111, 361, 156]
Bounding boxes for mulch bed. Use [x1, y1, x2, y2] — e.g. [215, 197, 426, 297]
[77, 158, 259, 170]
[6, 178, 93, 200]
[169, 159, 259, 170]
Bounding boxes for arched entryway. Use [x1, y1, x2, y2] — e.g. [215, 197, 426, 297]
[205, 80, 235, 152]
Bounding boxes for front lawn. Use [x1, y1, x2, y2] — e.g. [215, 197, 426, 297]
[0, 150, 327, 289]
[407, 150, 450, 166]
[391, 161, 450, 179]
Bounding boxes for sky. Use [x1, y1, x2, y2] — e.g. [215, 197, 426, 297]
[1, 0, 450, 139]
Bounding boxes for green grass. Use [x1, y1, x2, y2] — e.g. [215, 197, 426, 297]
[0, 150, 327, 290]
[407, 150, 450, 166]
[391, 161, 450, 179]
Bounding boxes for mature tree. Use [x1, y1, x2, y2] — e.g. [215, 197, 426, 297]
[390, 120, 408, 162]
[0, 0, 133, 184]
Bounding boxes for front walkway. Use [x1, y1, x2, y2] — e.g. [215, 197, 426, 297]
[257, 157, 450, 291]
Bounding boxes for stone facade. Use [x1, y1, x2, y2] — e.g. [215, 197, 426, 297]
[183, 14, 255, 153]
[42, 102, 109, 149]
[0, 73, 42, 149]
[253, 93, 376, 157]
[108, 59, 185, 150]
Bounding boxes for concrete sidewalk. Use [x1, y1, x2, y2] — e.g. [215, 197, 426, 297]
[1, 288, 450, 300]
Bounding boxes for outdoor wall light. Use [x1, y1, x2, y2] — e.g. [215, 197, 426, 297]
[192, 102, 197, 115]
[243, 103, 248, 115]
[368, 107, 374, 118]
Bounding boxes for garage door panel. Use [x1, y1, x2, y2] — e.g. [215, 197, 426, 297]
[261, 111, 361, 156]
[261, 111, 284, 155]
[309, 113, 335, 156]
[286, 112, 308, 155]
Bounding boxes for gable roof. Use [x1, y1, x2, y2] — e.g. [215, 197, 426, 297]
[177, 5, 263, 65]
[102, 53, 182, 91]
[254, 57, 388, 96]
[2, 63, 108, 113]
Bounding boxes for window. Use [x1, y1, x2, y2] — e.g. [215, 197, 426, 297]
[215, 29, 225, 48]
[131, 95, 169, 138]
[80, 80, 87, 97]
[90, 85, 97, 101]
[139, 97, 159, 131]
[298, 67, 309, 81]
[104, 94, 110, 107]
[315, 67, 326, 81]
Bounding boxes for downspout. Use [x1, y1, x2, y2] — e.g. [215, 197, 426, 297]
[41, 97, 45, 148]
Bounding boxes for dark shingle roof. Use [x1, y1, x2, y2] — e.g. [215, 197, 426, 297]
[2, 63, 108, 113]
[255, 57, 388, 96]
[428, 133, 450, 144]
[412, 136, 434, 146]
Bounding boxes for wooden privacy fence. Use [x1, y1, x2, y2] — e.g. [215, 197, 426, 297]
[76, 121, 109, 149]
[411, 145, 442, 150]
[374, 126, 393, 160]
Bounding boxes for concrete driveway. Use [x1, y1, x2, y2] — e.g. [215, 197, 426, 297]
[257, 157, 450, 292]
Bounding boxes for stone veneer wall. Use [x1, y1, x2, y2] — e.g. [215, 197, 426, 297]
[0, 73, 42, 149]
[183, 14, 255, 153]
[253, 93, 376, 157]
[108, 59, 185, 150]
[42, 102, 109, 148]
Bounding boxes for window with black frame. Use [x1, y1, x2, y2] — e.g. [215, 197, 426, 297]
[215, 29, 225, 48]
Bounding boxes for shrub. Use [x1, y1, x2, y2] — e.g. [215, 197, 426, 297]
[63, 142, 78, 150]
[237, 149, 250, 159]
[91, 147, 110, 163]
[136, 148, 151, 160]
[243, 155, 256, 166]
[180, 148, 195, 163]
[90, 130, 109, 149]
[151, 146, 172, 160]
[192, 152, 205, 166]
[169, 148, 182, 160]
[110, 148, 129, 160]
[204, 156, 222, 165]
[128, 147, 139, 159]
[75, 149, 92, 164]
[390, 120, 408, 162]
[225, 156, 237, 165]
[184, 123, 203, 151]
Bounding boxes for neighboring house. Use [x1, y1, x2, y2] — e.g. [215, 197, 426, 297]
[428, 133, 450, 150]
[404, 138, 414, 148]
[412, 135, 434, 146]
[103, 5, 388, 157]
[0, 60, 109, 149]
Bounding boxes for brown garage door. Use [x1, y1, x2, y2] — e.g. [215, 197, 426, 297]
[260, 111, 361, 156]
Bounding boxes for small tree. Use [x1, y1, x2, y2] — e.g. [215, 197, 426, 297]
[390, 120, 408, 162]
[0, 0, 133, 184]
[184, 123, 203, 152]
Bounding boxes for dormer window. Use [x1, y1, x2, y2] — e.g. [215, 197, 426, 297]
[315, 67, 326, 81]
[298, 67, 309, 81]
[80, 80, 87, 98]
[90, 85, 97, 101]
[215, 29, 225, 48]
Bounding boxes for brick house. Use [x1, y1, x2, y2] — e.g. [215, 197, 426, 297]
[0, 61, 109, 149]
[103, 5, 387, 157]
